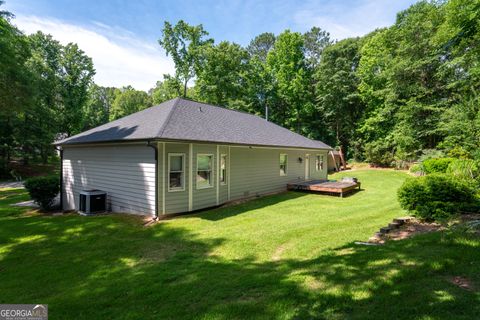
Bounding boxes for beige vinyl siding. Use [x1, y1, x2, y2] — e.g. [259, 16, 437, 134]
[164, 143, 189, 214]
[62, 144, 155, 215]
[192, 144, 217, 211]
[219, 146, 229, 203]
[229, 147, 328, 200]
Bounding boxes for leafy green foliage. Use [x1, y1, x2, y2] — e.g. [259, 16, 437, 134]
[409, 163, 425, 175]
[422, 158, 455, 174]
[158, 20, 212, 97]
[398, 174, 478, 220]
[24, 175, 60, 210]
[447, 159, 480, 185]
[195, 41, 250, 107]
[110, 86, 152, 121]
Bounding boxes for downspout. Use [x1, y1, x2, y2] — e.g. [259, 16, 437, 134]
[55, 146, 64, 211]
[147, 141, 159, 219]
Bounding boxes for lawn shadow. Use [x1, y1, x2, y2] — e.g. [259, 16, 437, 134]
[0, 203, 479, 319]
[185, 191, 308, 221]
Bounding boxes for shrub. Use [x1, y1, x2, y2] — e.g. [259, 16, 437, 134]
[447, 159, 480, 180]
[422, 158, 455, 174]
[364, 141, 395, 167]
[397, 174, 478, 221]
[24, 175, 60, 210]
[409, 163, 425, 175]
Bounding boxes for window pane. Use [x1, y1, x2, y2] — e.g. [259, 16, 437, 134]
[170, 172, 183, 188]
[170, 155, 183, 171]
[220, 155, 226, 183]
[197, 170, 211, 187]
[198, 155, 212, 171]
[280, 154, 287, 175]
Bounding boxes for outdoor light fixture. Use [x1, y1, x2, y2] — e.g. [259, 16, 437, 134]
[298, 157, 303, 163]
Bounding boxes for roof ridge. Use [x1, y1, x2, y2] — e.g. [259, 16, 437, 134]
[156, 97, 182, 138]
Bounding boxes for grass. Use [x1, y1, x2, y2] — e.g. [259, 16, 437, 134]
[0, 170, 478, 319]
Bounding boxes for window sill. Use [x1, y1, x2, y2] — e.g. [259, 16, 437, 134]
[168, 188, 185, 192]
[196, 185, 214, 190]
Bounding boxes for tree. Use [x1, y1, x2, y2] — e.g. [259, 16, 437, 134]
[23, 32, 63, 164]
[83, 85, 117, 130]
[158, 20, 212, 97]
[266, 30, 312, 133]
[246, 32, 275, 61]
[303, 27, 332, 71]
[195, 41, 250, 108]
[315, 37, 364, 158]
[58, 43, 95, 136]
[150, 74, 182, 104]
[357, 2, 448, 164]
[110, 86, 152, 121]
[0, 3, 32, 172]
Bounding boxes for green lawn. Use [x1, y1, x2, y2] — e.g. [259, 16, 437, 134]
[0, 170, 478, 319]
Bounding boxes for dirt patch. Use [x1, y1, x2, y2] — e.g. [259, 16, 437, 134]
[386, 220, 443, 241]
[448, 276, 476, 291]
[272, 244, 287, 261]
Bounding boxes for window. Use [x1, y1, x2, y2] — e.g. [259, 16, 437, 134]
[197, 154, 213, 189]
[316, 154, 324, 171]
[168, 153, 185, 191]
[220, 154, 227, 185]
[280, 154, 288, 176]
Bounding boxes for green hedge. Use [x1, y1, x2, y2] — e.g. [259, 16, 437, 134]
[422, 158, 455, 174]
[397, 174, 478, 221]
[24, 175, 60, 210]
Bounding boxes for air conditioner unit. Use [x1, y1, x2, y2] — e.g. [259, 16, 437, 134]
[79, 190, 107, 215]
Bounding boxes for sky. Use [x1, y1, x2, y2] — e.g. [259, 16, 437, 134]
[5, 0, 418, 91]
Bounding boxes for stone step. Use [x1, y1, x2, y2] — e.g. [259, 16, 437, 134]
[380, 227, 391, 234]
[388, 222, 401, 229]
[394, 217, 413, 224]
[368, 236, 381, 243]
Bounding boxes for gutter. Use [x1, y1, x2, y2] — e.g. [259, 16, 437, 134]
[55, 146, 64, 211]
[146, 141, 159, 219]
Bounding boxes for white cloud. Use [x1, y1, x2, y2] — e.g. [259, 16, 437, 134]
[13, 15, 175, 91]
[294, 0, 415, 40]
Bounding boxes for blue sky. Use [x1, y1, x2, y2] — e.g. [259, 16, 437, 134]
[6, 0, 418, 90]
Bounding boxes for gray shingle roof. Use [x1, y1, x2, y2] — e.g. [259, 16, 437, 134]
[55, 98, 331, 150]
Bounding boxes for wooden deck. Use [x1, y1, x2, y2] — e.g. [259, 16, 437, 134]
[287, 180, 361, 197]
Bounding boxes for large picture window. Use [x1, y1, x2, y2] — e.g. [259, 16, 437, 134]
[168, 153, 185, 191]
[280, 154, 288, 176]
[220, 154, 227, 185]
[197, 154, 213, 189]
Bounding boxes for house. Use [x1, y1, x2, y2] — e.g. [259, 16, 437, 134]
[55, 98, 332, 217]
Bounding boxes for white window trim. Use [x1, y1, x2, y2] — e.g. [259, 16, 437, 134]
[280, 153, 288, 176]
[196, 153, 214, 190]
[220, 154, 228, 185]
[168, 153, 186, 192]
[315, 154, 322, 171]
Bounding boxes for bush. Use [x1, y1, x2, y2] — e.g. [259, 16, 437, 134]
[409, 163, 425, 175]
[447, 159, 480, 180]
[397, 174, 478, 221]
[422, 158, 455, 174]
[364, 141, 395, 167]
[24, 175, 60, 210]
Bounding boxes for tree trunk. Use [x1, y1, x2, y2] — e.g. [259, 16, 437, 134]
[183, 79, 188, 98]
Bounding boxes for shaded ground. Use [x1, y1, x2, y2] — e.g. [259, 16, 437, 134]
[0, 170, 479, 319]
